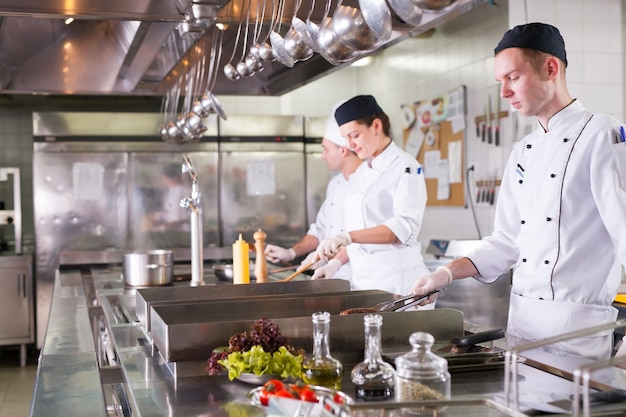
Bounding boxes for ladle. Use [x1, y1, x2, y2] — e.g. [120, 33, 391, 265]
[235, 0, 254, 77]
[387, 0, 423, 26]
[288, 0, 316, 56]
[244, 0, 266, 73]
[305, 0, 323, 53]
[161, 33, 183, 142]
[311, 0, 339, 65]
[203, 27, 227, 120]
[223, 0, 244, 80]
[269, 0, 295, 67]
[316, 0, 359, 63]
[358, 0, 392, 43]
[192, 59, 210, 120]
[184, 43, 208, 141]
[331, 3, 379, 51]
[256, 0, 277, 62]
[283, 26, 314, 61]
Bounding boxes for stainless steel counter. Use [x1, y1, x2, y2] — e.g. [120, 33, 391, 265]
[30, 265, 626, 417]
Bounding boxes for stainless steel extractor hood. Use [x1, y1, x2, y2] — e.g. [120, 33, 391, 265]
[0, 0, 489, 97]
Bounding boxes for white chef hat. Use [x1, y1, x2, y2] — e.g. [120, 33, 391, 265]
[324, 100, 348, 147]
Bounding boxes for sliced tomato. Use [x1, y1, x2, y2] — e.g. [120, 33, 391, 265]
[333, 393, 345, 404]
[259, 389, 271, 406]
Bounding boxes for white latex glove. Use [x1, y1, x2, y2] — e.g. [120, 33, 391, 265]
[265, 244, 296, 264]
[301, 251, 326, 271]
[315, 232, 352, 261]
[311, 259, 342, 280]
[409, 266, 453, 306]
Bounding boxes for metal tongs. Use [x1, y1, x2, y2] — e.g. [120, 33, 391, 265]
[374, 289, 443, 312]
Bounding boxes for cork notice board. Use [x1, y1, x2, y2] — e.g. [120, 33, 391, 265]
[401, 86, 466, 206]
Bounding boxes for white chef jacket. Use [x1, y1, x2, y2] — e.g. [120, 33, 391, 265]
[344, 141, 431, 296]
[306, 173, 352, 280]
[467, 100, 626, 360]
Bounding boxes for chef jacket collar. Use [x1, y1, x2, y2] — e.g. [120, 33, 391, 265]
[542, 99, 581, 133]
[367, 140, 399, 171]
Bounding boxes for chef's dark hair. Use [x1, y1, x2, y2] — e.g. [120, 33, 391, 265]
[353, 113, 391, 137]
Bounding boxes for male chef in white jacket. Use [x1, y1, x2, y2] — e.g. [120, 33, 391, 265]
[265, 103, 362, 281]
[411, 22, 626, 361]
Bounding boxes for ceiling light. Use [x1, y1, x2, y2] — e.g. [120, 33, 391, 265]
[64, 17, 74, 25]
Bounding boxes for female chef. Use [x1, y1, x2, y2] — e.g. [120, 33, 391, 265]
[313, 95, 432, 298]
[410, 23, 626, 361]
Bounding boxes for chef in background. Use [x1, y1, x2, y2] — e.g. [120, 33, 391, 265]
[313, 95, 432, 300]
[411, 23, 626, 360]
[265, 101, 362, 281]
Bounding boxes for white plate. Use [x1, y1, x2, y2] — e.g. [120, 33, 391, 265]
[236, 373, 283, 385]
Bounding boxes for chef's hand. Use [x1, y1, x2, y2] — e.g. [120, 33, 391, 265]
[301, 251, 326, 270]
[311, 259, 341, 280]
[315, 232, 352, 261]
[265, 244, 296, 264]
[409, 266, 453, 306]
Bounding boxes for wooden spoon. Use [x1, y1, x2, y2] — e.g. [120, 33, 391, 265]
[268, 264, 300, 274]
[276, 261, 316, 282]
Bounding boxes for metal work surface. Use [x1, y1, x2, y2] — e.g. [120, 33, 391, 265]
[31, 266, 626, 417]
[31, 271, 108, 417]
[30, 352, 108, 417]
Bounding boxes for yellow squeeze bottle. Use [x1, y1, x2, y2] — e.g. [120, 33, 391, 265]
[232, 234, 250, 284]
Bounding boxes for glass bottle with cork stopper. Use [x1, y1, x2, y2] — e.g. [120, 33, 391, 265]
[351, 314, 395, 400]
[253, 229, 268, 283]
[232, 233, 250, 284]
[302, 311, 344, 389]
[394, 332, 451, 402]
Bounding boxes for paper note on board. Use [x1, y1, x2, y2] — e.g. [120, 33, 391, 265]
[448, 141, 462, 183]
[423, 150, 440, 179]
[405, 124, 425, 158]
[247, 160, 276, 196]
[72, 162, 104, 200]
[437, 159, 450, 200]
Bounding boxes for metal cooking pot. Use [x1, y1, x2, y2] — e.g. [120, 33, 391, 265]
[123, 250, 174, 286]
[212, 263, 256, 282]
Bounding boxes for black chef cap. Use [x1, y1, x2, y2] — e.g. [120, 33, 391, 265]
[335, 95, 384, 126]
[494, 22, 567, 67]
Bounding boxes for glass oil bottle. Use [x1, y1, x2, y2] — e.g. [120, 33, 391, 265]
[351, 314, 395, 400]
[302, 311, 344, 389]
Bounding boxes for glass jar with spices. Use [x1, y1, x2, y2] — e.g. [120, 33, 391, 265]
[302, 311, 344, 389]
[394, 332, 450, 402]
[351, 314, 395, 400]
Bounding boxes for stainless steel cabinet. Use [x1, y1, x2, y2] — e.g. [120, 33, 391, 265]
[0, 254, 34, 366]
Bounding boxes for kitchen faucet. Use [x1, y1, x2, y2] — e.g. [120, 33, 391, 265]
[180, 154, 205, 286]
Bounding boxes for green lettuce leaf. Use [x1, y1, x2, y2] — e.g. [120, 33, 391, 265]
[219, 345, 303, 381]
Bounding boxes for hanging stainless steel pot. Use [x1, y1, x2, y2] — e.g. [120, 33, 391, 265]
[123, 250, 174, 286]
